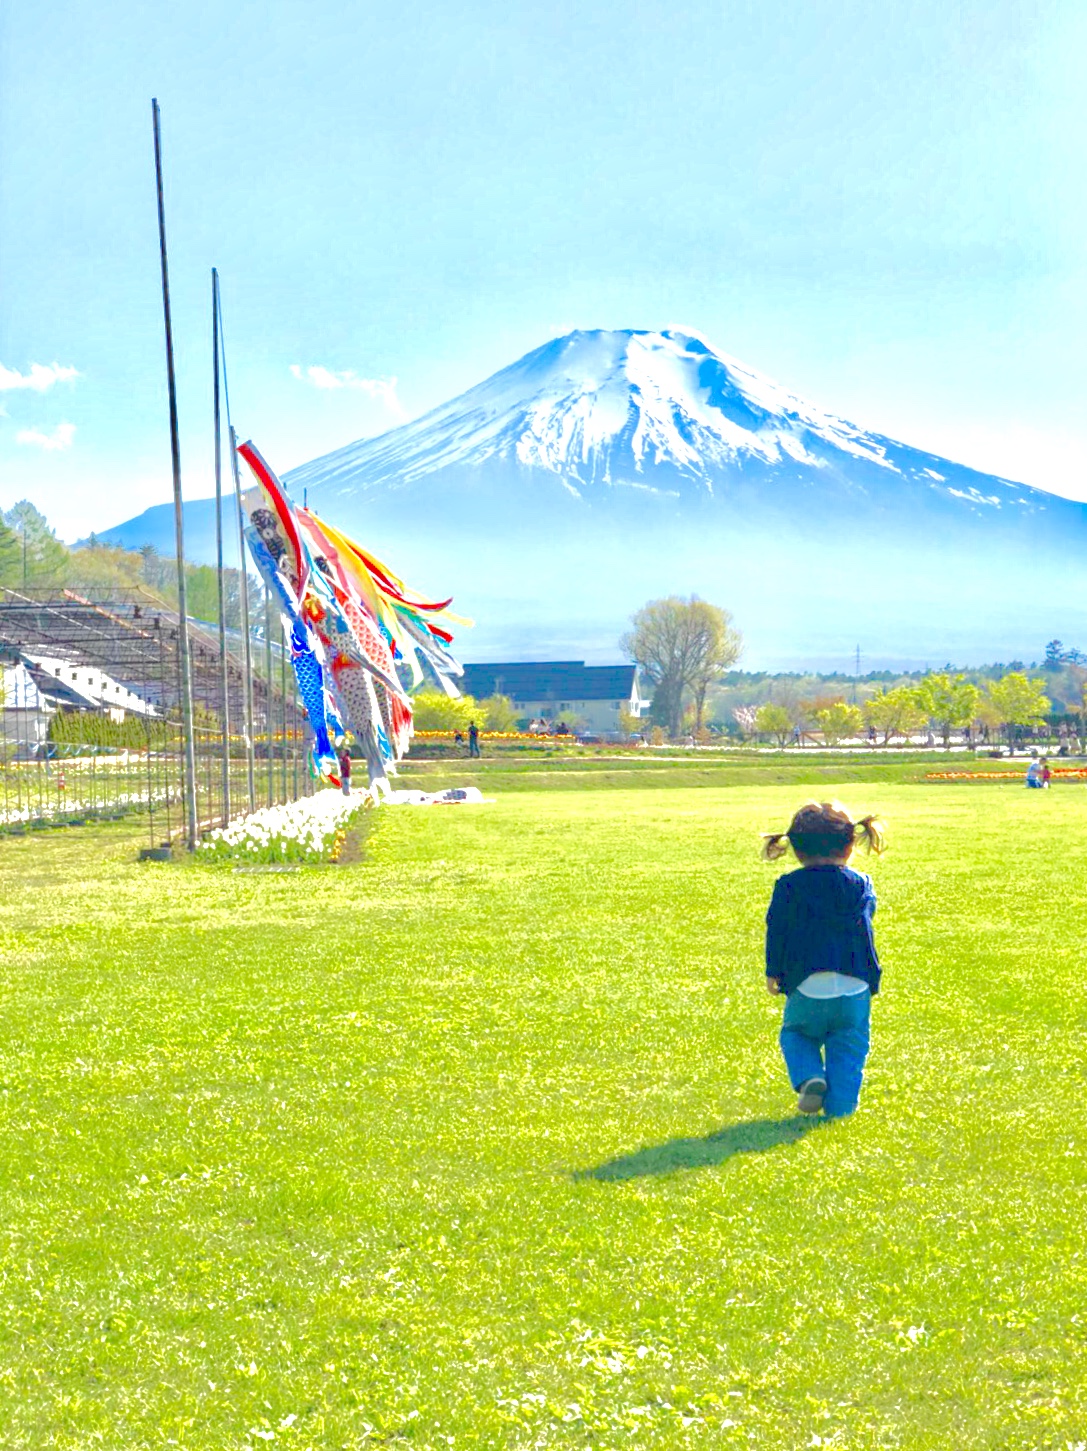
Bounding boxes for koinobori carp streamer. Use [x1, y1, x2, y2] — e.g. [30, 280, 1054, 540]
[236, 440, 466, 789]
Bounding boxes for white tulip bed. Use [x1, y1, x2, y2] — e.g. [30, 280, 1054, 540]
[0, 788, 180, 829]
[195, 784, 491, 864]
[196, 789, 364, 864]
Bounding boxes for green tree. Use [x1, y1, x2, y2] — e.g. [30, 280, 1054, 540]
[647, 677, 684, 736]
[974, 693, 1004, 739]
[64, 544, 144, 591]
[918, 672, 981, 749]
[864, 684, 928, 745]
[184, 564, 224, 623]
[410, 690, 479, 732]
[685, 600, 743, 730]
[2, 501, 68, 584]
[815, 700, 864, 745]
[622, 595, 742, 737]
[617, 704, 642, 736]
[755, 702, 793, 748]
[0, 516, 22, 586]
[987, 672, 1050, 743]
[480, 694, 518, 732]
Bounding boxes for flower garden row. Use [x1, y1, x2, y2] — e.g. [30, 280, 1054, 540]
[196, 789, 365, 864]
[927, 767, 1087, 781]
[1, 788, 181, 831]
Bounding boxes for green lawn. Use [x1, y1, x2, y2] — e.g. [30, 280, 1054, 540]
[1, 772, 1085, 1448]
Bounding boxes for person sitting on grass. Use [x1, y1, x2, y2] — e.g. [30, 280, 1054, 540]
[762, 801, 886, 1118]
[1026, 757, 1045, 788]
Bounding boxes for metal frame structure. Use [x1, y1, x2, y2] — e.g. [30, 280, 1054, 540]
[0, 585, 312, 844]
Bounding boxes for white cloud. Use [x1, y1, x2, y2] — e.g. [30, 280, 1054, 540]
[289, 363, 405, 416]
[0, 362, 80, 393]
[16, 422, 77, 452]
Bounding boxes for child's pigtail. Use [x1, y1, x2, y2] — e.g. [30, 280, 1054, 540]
[854, 814, 887, 855]
[761, 831, 790, 862]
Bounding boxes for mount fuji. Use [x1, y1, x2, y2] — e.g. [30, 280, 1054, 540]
[99, 329, 1087, 667]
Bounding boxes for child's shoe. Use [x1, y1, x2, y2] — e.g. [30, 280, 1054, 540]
[797, 1077, 827, 1114]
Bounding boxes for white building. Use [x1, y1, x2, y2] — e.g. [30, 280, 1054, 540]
[20, 655, 156, 721]
[1, 654, 156, 746]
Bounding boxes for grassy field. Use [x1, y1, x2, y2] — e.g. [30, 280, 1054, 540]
[1, 765, 1085, 1448]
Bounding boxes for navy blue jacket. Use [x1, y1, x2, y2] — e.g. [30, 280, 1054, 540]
[765, 865, 880, 996]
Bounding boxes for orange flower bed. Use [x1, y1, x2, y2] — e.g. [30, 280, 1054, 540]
[927, 768, 1087, 781]
[412, 730, 542, 741]
[410, 730, 642, 744]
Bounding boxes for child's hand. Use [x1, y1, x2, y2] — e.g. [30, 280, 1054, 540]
[766, 977, 782, 996]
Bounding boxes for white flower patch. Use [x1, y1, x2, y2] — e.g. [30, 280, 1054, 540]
[0, 787, 180, 827]
[197, 789, 363, 864]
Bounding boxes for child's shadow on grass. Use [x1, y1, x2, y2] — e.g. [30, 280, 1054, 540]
[574, 1116, 820, 1182]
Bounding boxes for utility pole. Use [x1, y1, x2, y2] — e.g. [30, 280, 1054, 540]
[212, 269, 231, 825]
[152, 98, 198, 851]
[215, 277, 257, 814]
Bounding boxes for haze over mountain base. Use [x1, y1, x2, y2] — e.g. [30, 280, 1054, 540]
[98, 330, 1087, 669]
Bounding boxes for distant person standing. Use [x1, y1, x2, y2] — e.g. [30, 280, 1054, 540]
[468, 721, 481, 758]
[338, 748, 352, 796]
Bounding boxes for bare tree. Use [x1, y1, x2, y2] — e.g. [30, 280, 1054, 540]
[622, 596, 742, 737]
[686, 598, 743, 729]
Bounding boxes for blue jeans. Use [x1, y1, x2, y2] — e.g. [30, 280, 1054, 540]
[779, 990, 871, 1117]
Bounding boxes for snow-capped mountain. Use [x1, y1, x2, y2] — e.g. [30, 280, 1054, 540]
[287, 328, 1054, 525]
[290, 329, 899, 494]
[98, 329, 1087, 666]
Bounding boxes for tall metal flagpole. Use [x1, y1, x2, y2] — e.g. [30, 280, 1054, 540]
[212, 269, 231, 824]
[152, 98, 198, 851]
[216, 286, 257, 811]
[264, 585, 274, 807]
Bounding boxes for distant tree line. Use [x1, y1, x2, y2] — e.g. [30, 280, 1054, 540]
[1044, 639, 1087, 669]
[742, 670, 1054, 749]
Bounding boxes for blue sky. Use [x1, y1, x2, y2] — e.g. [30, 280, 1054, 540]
[1, 0, 1084, 539]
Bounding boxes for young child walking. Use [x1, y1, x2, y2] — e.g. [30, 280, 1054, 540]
[763, 801, 886, 1118]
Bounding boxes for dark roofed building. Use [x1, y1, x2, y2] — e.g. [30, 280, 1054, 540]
[459, 660, 648, 732]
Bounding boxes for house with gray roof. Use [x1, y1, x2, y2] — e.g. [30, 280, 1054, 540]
[459, 660, 649, 733]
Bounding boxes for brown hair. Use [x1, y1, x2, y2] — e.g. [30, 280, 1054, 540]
[762, 800, 886, 862]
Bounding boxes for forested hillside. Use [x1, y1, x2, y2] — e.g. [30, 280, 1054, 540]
[0, 501, 256, 628]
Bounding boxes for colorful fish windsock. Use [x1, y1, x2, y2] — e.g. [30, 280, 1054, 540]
[302, 509, 467, 695]
[237, 442, 309, 600]
[300, 556, 399, 788]
[237, 443, 340, 784]
[236, 441, 467, 791]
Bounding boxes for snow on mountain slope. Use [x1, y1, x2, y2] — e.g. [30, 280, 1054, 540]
[287, 328, 900, 498]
